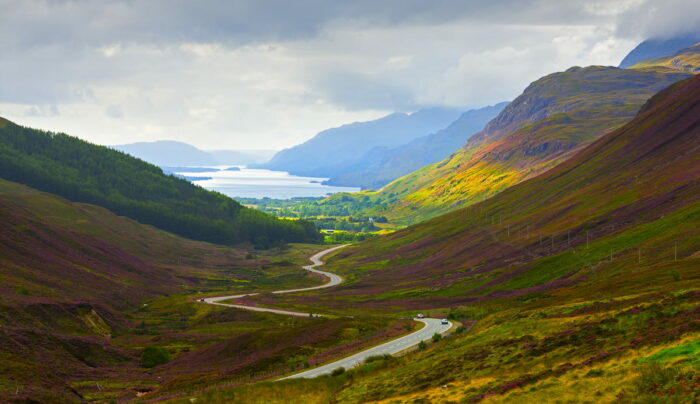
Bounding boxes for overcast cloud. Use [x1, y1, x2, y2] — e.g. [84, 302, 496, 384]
[1, 0, 699, 150]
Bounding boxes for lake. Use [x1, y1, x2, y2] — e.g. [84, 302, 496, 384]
[170, 166, 360, 199]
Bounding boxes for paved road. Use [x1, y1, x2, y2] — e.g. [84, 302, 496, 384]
[281, 317, 450, 379]
[202, 245, 347, 316]
[202, 245, 451, 378]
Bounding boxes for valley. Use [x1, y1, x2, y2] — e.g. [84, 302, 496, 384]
[1, 7, 700, 404]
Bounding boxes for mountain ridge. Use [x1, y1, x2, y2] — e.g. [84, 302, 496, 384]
[256, 106, 466, 180]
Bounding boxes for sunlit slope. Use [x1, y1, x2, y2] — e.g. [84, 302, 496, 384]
[308, 74, 700, 310]
[168, 75, 700, 404]
[369, 66, 691, 224]
[630, 42, 700, 73]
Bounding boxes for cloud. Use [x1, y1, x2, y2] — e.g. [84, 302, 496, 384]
[0, 0, 682, 149]
[615, 0, 700, 39]
[105, 105, 124, 119]
[24, 104, 59, 117]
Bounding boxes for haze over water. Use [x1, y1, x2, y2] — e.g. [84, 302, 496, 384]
[175, 166, 360, 199]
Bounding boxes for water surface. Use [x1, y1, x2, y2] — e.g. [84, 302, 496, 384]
[172, 166, 360, 199]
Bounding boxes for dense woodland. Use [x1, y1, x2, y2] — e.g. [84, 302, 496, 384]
[0, 118, 321, 248]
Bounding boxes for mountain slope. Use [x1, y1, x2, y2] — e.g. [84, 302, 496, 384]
[630, 41, 700, 72]
[320, 65, 691, 225]
[619, 33, 700, 68]
[0, 118, 320, 247]
[173, 72, 700, 404]
[271, 74, 700, 311]
[323, 103, 507, 189]
[257, 107, 465, 179]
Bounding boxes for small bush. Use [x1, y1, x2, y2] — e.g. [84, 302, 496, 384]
[418, 340, 427, 350]
[141, 346, 171, 368]
[671, 271, 681, 281]
[455, 325, 467, 334]
[15, 286, 30, 296]
[364, 354, 392, 364]
[331, 367, 345, 376]
[585, 369, 605, 377]
[432, 333, 442, 343]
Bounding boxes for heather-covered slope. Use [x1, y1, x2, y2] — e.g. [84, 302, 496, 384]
[0, 178, 252, 400]
[0, 179, 365, 402]
[266, 74, 700, 312]
[324, 102, 507, 189]
[168, 75, 700, 404]
[320, 65, 690, 225]
[257, 107, 464, 179]
[0, 118, 320, 247]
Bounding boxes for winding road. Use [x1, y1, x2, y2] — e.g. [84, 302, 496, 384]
[202, 245, 452, 378]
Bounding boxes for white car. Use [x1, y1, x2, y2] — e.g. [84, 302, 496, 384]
[441, 319, 449, 325]
[417, 313, 425, 318]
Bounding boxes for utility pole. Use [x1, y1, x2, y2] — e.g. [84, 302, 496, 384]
[674, 242, 678, 261]
[638, 247, 641, 264]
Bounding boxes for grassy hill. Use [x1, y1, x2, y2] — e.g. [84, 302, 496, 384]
[0, 117, 321, 248]
[303, 65, 691, 226]
[171, 65, 700, 404]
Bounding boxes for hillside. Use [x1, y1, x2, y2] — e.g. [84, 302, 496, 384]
[630, 42, 700, 73]
[323, 102, 507, 189]
[113, 140, 275, 166]
[618, 33, 700, 68]
[257, 107, 464, 180]
[167, 67, 700, 404]
[0, 177, 365, 402]
[313, 65, 691, 225]
[0, 118, 320, 247]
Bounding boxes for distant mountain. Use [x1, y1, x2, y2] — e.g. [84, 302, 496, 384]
[208, 149, 277, 165]
[315, 65, 691, 225]
[618, 33, 700, 68]
[0, 118, 320, 247]
[256, 107, 465, 178]
[323, 103, 508, 189]
[112, 140, 275, 166]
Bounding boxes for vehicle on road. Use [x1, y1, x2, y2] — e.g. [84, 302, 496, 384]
[441, 318, 449, 325]
[417, 313, 425, 318]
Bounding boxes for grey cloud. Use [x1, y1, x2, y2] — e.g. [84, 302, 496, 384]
[615, 0, 700, 39]
[1, 0, 611, 51]
[105, 105, 124, 119]
[24, 104, 59, 117]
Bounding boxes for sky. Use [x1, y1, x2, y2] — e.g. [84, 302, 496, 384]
[1, 0, 699, 151]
